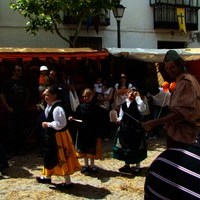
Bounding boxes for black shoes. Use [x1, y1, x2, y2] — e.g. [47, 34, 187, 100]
[131, 167, 141, 175]
[81, 166, 90, 174]
[90, 167, 98, 173]
[36, 176, 73, 190]
[36, 176, 51, 184]
[119, 165, 132, 173]
[119, 165, 141, 175]
[81, 166, 98, 174]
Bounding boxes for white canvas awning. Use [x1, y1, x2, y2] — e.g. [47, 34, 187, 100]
[106, 48, 200, 63]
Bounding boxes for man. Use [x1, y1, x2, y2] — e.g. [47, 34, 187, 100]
[0, 63, 28, 155]
[143, 49, 200, 148]
[143, 50, 200, 199]
[48, 69, 57, 85]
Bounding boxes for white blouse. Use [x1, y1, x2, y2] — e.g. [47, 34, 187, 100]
[117, 96, 146, 121]
[45, 101, 67, 130]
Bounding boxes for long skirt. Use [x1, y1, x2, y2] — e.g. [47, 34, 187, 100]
[76, 138, 103, 160]
[42, 130, 81, 177]
[113, 125, 147, 164]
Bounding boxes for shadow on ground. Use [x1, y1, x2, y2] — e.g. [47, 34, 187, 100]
[50, 183, 111, 199]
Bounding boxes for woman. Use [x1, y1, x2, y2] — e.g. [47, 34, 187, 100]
[113, 88, 147, 174]
[114, 73, 132, 111]
[36, 85, 80, 189]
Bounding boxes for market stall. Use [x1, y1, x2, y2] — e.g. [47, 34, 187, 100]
[106, 47, 200, 85]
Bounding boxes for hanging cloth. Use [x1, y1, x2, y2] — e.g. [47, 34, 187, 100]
[69, 90, 80, 112]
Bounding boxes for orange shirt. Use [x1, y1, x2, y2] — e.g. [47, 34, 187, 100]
[39, 75, 49, 86]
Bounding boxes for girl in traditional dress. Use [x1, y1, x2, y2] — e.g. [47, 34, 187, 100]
[36, 85, 80, 189]
[113, 88, 147, 174]
[69, 88, 103, 174]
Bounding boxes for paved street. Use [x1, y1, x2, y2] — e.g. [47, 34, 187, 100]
[0, 136, 166, 200]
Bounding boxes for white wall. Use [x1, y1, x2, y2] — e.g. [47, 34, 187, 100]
[103, 0, 194, 48]
[0, 0, 199, 48]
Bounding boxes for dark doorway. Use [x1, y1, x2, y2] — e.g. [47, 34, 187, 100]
[157, 41, 186, 49]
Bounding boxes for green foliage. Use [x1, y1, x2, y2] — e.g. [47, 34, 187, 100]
[10, 0, 121, 45]
[10, 0, 64, 35]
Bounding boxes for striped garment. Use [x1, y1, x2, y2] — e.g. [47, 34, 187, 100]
[144, 144, 200, 200]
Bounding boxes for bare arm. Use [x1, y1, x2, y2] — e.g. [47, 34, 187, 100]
[103, 88, 114, 101]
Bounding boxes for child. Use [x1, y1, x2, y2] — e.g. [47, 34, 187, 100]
[36, 85, 80, 189]
[93, 77, 103, 95]
[113, 88, 147, 174]
[69, 88, 103, 174]
[93, 77, 103, 105]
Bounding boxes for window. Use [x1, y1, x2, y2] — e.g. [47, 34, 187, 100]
[70, 36, 102, 50]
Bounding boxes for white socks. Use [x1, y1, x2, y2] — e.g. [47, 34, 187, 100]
[84, 158, 95, 167]
[64, 175, 71, 184]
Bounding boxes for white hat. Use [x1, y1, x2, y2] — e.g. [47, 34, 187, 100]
[40, 65, 48, 71]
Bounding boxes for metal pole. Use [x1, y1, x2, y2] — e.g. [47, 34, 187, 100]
[117, 19, 121, 48]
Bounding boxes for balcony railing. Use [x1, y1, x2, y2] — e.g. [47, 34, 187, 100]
[150, 0, 200, 8]
[152, 5, 198, 30]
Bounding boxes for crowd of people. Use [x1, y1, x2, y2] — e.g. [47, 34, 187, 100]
[0, 50, 200, 197]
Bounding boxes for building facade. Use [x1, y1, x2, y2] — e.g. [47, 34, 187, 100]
[0, 0, 200, 49]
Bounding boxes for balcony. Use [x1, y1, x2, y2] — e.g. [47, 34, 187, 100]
[150, 0, 200, 8]
[151, 4, 199, 31]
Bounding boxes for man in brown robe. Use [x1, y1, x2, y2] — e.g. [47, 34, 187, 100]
[143, 50, 200, 148]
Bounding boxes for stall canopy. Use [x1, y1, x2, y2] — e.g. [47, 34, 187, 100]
[0, 47, 109, 61]
[106, 48, 200, 63]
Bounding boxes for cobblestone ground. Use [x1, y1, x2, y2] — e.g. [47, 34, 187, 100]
[0, 136, 166, 200]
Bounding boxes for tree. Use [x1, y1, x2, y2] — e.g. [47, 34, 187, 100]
[10, 0, 121, 47]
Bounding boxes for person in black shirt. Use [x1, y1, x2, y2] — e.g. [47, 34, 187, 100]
[0, 64, 28, 155]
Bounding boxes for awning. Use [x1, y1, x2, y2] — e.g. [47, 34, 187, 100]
[106, 48, 200, 63]
[0, 47, 109, 61]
